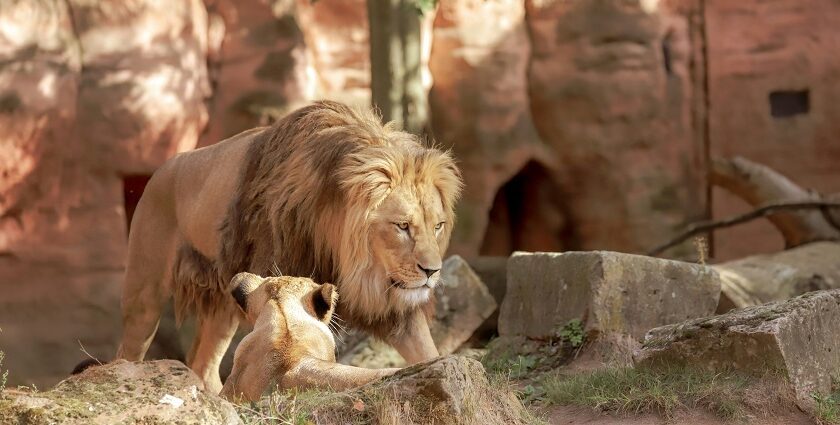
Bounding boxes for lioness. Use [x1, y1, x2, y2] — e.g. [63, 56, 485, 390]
[116, 100, 462, 392]
[221, 272, 398, 401]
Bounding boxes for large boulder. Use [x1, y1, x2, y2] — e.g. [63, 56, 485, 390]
[0, 360, 241, 424]
[499, 251, 721, 341]
[430, 255, 498, 354]
[635, 289, 840, 410]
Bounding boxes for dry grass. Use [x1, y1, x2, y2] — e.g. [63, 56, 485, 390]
[541, 365, 794, 421]
[235, 367, 545, 425]
[0, 351, 7, 393]
[236, 385, 461, 425]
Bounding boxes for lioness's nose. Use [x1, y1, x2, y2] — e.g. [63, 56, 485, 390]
[418, 264, 440, 278]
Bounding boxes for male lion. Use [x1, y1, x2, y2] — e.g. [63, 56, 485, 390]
[116, 100, 463, 392]
[221, 272, 398, 401]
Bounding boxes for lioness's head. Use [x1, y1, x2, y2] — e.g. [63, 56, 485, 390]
[223, 272, 400, 401]
[335, 136, 463, 316]
[229, 272, 338, 362]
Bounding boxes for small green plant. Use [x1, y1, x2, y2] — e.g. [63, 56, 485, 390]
[813, 391, 840, 424]
[483, 352, 539, 380]
[557, 319, 585, 348]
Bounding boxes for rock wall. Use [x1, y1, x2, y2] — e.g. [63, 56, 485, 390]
[2, 0, 839, 387]
[0, 0, 211, 388]
[522, 0, 706, 256]
[706, 0, 840, 260]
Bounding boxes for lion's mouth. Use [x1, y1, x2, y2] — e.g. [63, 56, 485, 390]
[390, 278, 429, 291]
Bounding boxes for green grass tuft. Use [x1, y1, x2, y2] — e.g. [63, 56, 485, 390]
[541, 365, 781, 420]
[813, 390, 840, 424]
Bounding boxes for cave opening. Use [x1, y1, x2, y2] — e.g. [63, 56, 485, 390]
[479, 161, 570, 256]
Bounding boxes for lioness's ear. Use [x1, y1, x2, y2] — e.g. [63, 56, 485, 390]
[230, 272, 266, 320]
[312, 283, 337, 323]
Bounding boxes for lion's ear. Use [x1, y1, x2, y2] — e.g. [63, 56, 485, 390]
[312, 283, 337, 324]
[230, 272, 266, 320]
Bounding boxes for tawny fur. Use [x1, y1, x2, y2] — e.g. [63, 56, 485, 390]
[221, 273, 398, 401]
[214, 101, 462, 334]
[115, 100, 462, 393]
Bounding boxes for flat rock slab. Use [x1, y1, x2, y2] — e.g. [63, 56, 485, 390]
[499, 251, 721, 340]
[339, 255, 496, 367]
[635, 290, 840, 409]
[714, 241, 840, 310]
[0, 360, 241, 424]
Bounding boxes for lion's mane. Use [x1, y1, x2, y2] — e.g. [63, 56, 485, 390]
[173, 101, 462, 338]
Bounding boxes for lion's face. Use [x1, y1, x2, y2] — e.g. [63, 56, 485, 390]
[368, 183, 449, 309]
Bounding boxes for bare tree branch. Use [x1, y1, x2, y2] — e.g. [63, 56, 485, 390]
[647, 201, 840, 257]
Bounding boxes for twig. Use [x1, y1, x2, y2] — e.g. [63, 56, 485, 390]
[647, 201, 840, 256]
[77, 340, 103, 366]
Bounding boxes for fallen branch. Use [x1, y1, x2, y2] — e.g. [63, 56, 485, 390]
[647, 201, 840, 256]
[711, 157, 840, 246]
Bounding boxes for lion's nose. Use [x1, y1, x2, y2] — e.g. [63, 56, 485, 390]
[418, 264, 440, 278]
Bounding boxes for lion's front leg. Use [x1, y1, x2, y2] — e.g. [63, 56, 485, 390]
[386, 310, 439, 364]
[188, 306, 240, 393]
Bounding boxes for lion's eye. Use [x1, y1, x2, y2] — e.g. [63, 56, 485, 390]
[396, 222, 410, 231]
[435, 222, 445, 231]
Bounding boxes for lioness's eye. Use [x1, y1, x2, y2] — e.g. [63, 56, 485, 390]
[396, 222, 409, 231]
[435, 222, 445, 231]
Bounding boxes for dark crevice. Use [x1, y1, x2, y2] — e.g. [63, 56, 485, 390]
[122, 175, 152, 235]
[480, 161, 571, 256]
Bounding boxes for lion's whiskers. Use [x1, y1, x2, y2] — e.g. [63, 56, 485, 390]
[270, 262, 283, 277]
[327, 314, 349, 343]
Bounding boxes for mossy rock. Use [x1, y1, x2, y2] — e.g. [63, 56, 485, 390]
[1, 360, 241, 425]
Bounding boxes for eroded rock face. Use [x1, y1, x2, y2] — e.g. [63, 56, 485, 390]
[499, 251, 721, 341]
[0, 0, 128, 389]
[70, 0, 211, 174]
[199, 0, 308, 148]
[523, 0, 706, 255]
[295, 0, 370, 107]
[0, 360, 242, 425]
[636, 290, 840, 410]
[430, 0, 547, 257]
